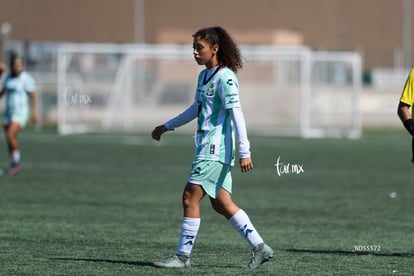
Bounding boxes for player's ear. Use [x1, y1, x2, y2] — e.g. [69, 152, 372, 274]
[212, 44, 219, 55]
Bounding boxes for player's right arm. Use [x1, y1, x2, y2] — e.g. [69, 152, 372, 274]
[398, 69, 414, 137]
[398, 102, 414, 137]
[151, 101, 198, 141]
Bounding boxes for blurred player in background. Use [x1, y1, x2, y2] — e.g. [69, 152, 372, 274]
[0, 54, 38, 175]
[0, 60, 6, 175]
[398, 68, 414, 163]
[151, 26, 273, 269]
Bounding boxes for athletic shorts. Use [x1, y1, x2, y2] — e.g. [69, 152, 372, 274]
[187, 159, 232, 199]
[4, 109, 29, 127]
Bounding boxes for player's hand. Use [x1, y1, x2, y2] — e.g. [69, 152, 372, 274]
[151, 125, 168, 141]
[240, 157, 253, 173]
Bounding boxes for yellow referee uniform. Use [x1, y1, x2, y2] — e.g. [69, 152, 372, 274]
[400, 69, 414, 116]
[399, 69, 414, 163]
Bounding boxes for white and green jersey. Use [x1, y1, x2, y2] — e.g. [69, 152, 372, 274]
[3, 71, 35, 113]
[193, 66, 241, 165]
[164, 66, 250, 166]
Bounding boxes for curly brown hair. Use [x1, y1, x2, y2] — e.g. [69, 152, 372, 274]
[192, 26, 243, 73]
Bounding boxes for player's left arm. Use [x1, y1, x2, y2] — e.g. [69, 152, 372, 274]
[230, 107, 253, 173]
[219, 73, 253, 173]
[25, 74, 38, 124]
[28, 91, 38, 124]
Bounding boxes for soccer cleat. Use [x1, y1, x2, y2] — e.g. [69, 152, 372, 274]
[153, 255, 191, 268]
[247, 243, 274, 269]
[8, 164, 21, 176]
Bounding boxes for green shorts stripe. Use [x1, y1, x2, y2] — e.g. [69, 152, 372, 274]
[187, 159, 232, 198]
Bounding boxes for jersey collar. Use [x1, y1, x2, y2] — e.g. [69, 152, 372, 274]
[203, 66, 220, 85]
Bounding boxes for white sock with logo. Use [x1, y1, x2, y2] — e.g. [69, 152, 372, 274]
[229, 209, 264, 248]
[176, 217, 201, 257]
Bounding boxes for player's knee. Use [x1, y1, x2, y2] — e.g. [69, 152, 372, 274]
[182, 195, 191, 209]
[182, 190, 196, 209]
[182, 184, 205, 209]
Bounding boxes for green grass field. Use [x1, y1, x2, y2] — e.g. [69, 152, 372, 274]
[0, 129, 413, 275]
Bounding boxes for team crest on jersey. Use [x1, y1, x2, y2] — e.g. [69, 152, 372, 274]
[206, 83, 215, 96]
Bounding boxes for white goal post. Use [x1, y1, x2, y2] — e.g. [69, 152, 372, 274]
[57, 43, 362, 138]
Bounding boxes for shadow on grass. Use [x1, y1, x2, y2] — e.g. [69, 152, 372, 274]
[50, 257, 155, 267]
[50, 257, 242, 269]
[286, 249, 414, 258]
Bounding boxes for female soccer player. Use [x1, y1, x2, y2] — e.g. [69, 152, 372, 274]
[151, 26, 273, 269]
[0, 55, 38, 175]
[398, 68, 414, 163]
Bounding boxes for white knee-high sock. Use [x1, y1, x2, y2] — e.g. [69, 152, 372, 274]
[229, 209, 264, 248]
[176, 217, 201, 256]
[11, 150, 20, 165]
